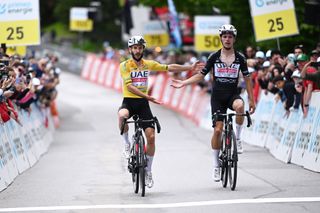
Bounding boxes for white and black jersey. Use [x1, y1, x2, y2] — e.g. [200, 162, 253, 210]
[201, 49, 249, 92]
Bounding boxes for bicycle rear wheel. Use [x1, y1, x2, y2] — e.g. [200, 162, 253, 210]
[220, 131, 228, 188]
[228, 131, 238, 190]
[139, 135, 146, 197]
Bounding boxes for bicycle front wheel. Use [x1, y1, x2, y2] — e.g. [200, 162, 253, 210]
[220, 131, 228, 188]
[228, 131, 238, 190]
[139, 135, 146, 197]
[132, 143, 139, 194]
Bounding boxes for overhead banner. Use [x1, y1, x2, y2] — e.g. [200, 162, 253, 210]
[142, 21, 169, 48]
[249, 0, 299, 41]
[70, 7, 93, 32]
[0, 0, 40, 46]
[194, 16, 230, 52]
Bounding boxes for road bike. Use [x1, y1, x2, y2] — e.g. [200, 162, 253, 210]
[213, 111, 252, 190]
[120, 115, 161, 197]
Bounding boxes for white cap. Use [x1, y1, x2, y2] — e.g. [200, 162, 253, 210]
[190, 56, 197, 63]
[248, 67, 255, 73]
[266, 50, 272, 58]
[287, 53, 295, 60]
[55, 67, 61, 74]
[291, 70, 301, 78]
[262, 60, 270, 68]
[32, 78, 41, 86]
[255, 51, 265, 59]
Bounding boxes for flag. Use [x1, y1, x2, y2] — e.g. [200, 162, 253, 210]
[167, 0, 182, 48]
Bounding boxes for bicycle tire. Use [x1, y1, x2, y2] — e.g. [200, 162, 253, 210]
[132, 142, 139, 194]
[139, 135, 146, 197]
[220, 131, 228, 188]
[228, 131, 238, 190]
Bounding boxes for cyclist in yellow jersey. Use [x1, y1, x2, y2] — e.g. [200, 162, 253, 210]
[118, 36, 204, 188]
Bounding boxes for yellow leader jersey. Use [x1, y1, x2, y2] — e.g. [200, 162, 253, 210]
[120, 58, 168, 98]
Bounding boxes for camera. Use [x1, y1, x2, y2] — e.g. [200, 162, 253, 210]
[310, 62, 320, 68]
[0, 59, 9, 66]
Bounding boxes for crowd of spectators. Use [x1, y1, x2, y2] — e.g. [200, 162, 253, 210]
[0, 47, 60, 126]
[246, 43, 320, 118]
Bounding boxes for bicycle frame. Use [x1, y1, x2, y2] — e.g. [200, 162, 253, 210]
[120, 115, 161, 197]
[214, 111, 252, 190]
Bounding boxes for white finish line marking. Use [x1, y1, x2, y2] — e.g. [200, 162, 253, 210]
[0, 197, 319, 212]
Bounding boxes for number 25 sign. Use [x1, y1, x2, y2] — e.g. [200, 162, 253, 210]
[0, 0, 40, 46]
[249, 0, 299, 41]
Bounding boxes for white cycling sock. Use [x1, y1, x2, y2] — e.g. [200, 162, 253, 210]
[122, 132, 130, 145]
[146, 155, 154, 172]
[236, 124, 243, 140]
[212, 149, 220, 168]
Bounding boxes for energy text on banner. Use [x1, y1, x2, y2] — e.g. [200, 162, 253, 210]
[0, 0, 40, 46]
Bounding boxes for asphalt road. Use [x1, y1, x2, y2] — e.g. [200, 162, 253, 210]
[0, 72, 319, 213]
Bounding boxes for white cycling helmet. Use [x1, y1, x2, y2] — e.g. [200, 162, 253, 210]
[218, 24, 237, 37]
[128, 36, 147, 48]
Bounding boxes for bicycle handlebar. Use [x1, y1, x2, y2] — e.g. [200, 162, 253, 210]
[120, 115, 161, 135]
[213, 110, 252, 128]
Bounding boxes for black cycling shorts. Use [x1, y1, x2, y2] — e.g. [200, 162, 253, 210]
[211, 90, 243, 126]
[119, 98, 155, 130]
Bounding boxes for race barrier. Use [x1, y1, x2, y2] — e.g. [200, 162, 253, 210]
[81, 54, 320, 173]
[242, 91, 320, 172]
[0, 104, 55, 192]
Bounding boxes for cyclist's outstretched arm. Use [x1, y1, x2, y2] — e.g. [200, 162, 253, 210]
[168, 61, 204, 73]
[171, 73, 204, 89]
[244, 76, 256, 114]
[127, 84, 162, 104]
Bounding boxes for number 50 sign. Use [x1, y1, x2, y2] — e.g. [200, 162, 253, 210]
[195, 16, 230, 52]
[0, 0, 40, 46]
[249, 0, 299, 41]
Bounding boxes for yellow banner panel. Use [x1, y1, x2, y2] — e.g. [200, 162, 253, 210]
[0, 20, 40, 46]
[6, 46, 27, 56]
[195, 34, 222, 52]
[253, 9, 299, 41]
[70, 20, 93, 32]
[144, 34, 169, 48]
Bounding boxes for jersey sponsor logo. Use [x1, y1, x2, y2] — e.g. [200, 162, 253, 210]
[214, 63, 240, 78]
[130, 70, 149, 78]
[131, 70, 149, 87]
[216, 78, 237, 83]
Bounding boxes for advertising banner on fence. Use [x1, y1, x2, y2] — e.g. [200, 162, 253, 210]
[303, 107, 320, 172]
[291, 103, 319, 166]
